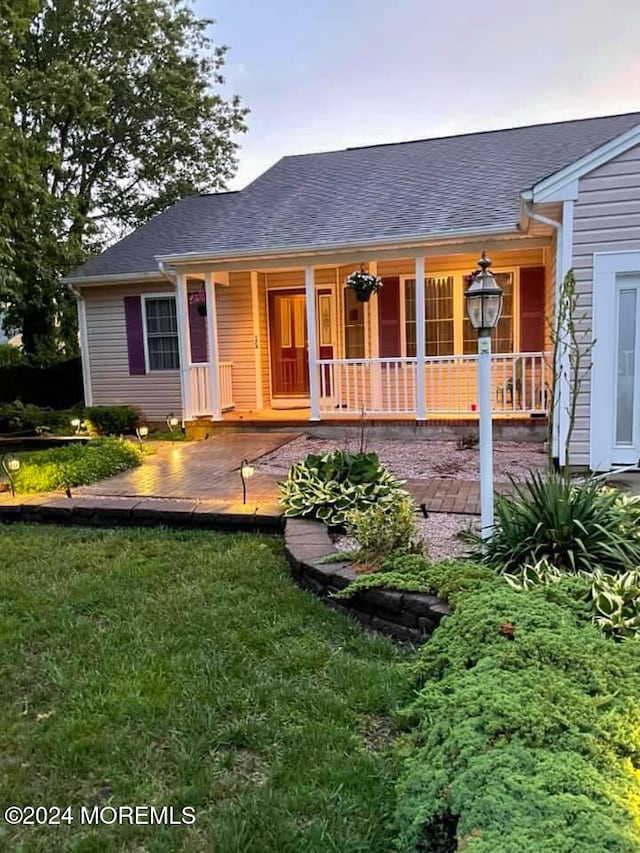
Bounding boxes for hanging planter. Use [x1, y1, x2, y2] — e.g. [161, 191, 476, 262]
[345, 266, 383, 303]
[189, 290, 207, 317]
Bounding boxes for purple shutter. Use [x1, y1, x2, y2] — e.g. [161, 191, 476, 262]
[519, 266, 545, 352]
[188, 299, 208, 363]
[377, 277, 401, 357]
[124, 295, 146, 375]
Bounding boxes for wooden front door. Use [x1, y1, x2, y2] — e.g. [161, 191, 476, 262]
[269, 290, 309, 397]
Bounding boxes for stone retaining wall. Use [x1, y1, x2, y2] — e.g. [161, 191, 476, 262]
[284, 518, 450, 643]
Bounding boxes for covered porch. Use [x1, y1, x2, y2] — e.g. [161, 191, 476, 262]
[173, 239, 554, 425]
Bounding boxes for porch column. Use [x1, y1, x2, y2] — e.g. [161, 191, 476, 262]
[305, 266, 320, 421]
[204, 271, 222, 421]
[250, 271, 264, 410]
[414, 256, 426, 420]
[369, 261, 382, 410]
[175, 272, 192, 421]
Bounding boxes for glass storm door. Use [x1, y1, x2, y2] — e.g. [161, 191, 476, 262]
[613, 278, 640, 465]
[269, 290, 309, 397]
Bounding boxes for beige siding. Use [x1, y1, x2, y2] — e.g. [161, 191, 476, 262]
[83, 281, 182, 423]
[216, 272, 257, 410]
[571, 142, 640, 466]
[258, 273, 270, 405]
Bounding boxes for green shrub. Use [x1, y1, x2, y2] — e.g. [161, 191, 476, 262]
[344, 495, 424, 572]
[83, 405, 141, 435]
[472, 471, 640, 576]
[12, 438, 142, 493]
[279, 449, 407, 526]
[0, 401, 81, 435]
[394, 561, 640, 852]
[0, 343, 26, 366]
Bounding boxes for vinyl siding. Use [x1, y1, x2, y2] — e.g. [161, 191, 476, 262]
[216, 272, 257, 410]
[83, 281, 182, 423]
[571, 143, 640, 467]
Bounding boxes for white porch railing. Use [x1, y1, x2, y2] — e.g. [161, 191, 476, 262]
[316, 352, 550, 417]
[187, 361, 234, 418]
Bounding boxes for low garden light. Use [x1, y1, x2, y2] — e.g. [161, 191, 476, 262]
[166, 413, 180, 433]
[136, 425, 149, 445]
[240, 459, 255, 505]
[70, 417, 82, 435]
[1, 453, 20, 497]
[464, 252, 503, 541]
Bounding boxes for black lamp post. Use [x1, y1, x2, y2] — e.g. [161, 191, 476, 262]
[1, 453, 20, 498]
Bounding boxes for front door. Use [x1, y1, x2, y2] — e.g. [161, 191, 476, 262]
[269, 290, 309, 397]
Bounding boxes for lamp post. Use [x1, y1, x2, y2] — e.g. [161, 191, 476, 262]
[1, 453, 21, 498]
[464, 252, 503, 540]
[70, 417, 82, 435]
[136, 425, 149, 445]
[240, 459, 255, 505]
[166, 413, 179, 434]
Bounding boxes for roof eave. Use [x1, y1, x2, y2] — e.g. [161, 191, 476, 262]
[61, 270, 168, 287]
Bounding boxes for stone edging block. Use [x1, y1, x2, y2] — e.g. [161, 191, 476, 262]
[284, 517, 450, 643]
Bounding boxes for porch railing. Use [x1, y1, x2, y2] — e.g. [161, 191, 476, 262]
[187, 361, 234, 419]
[316, 352, 550, 417]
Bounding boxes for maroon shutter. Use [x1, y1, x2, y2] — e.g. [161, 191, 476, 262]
[124, 295, 146, 375]
[519, 266, 545, 352]
[188, 300, 208, 363]
[377, 277, 401, 357]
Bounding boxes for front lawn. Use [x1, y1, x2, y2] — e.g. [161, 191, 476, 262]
[0, 526, 408, 852]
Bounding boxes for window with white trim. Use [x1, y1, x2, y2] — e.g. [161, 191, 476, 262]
[145, 297, 179, 370]
[402, 271, 516, 357]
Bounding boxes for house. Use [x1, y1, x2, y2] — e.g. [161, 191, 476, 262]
[65, 111, 640, 471]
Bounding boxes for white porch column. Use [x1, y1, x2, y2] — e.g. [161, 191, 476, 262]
[368, 261, 382, 411]
[204, 271, 222, 421]
[305, 266, 320, 421]
[175, 272, 192, 421]
[414, 256, 426, 420]
[250, 271, 264, 410]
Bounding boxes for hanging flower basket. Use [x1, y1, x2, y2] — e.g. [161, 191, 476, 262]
[345, 267, 383, 302]
[189, 290, 207, 317]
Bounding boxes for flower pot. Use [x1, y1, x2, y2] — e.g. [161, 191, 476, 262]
[353, 288, 372, 303]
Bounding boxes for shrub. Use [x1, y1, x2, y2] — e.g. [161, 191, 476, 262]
[279, 449, 407, 526]
[472, 471, 640, 576]
[394, 560, 640, 852]
[12, 438, 142, 493]
[345, 495, 424, 572]
[0, 343, 26, 366]
[0, 401, 81, 435]
[84, 405, 141, 436]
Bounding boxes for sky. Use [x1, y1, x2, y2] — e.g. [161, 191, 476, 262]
[194, 0, 640, 190]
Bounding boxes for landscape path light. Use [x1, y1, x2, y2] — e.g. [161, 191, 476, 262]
[240, 459, 255, 506]
[136, 425, 149, 445]
[166, 413, 180, 433]
[70, 417, 82, 435]
[464, 252, 503, 540]
[1, 453, 20, 498]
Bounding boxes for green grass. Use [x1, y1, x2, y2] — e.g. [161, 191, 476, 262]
[0, 526, 409, 852]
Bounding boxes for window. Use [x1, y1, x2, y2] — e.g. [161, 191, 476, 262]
[405, 277, 454, 357]
[344, 287, 366, 358]
[145, 297, 179, 370]
[462, 271, 514, 354]
[401, 271, 516, 357]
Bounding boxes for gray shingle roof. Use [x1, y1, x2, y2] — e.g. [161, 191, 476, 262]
[70, 112, 640, 279]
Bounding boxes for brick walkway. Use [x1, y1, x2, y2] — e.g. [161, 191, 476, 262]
[406, 478, 513, 515]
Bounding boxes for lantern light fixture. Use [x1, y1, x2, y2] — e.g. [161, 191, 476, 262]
[464, 252, 504, 334]
[166, 413, 180, 433]
[136, 425, 149, 444]
[70, 417, 82, 435]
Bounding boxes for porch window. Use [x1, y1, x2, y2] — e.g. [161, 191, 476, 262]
[462, 271, 514, 354]
[344, 287, 366, 358]
[144, 296, 180, 370]
[405, 277, 454, 357]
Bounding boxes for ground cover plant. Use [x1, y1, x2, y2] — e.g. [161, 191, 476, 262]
[390, 561, 640, 852]
[279, 449, 407, 526]
[10, 438, 142, 493]
[0, 526, 408, 852]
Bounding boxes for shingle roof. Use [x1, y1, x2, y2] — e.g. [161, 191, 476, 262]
[70, 112, 640, 279]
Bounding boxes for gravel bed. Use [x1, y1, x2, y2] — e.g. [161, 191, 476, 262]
[258, 436, 546, 483]
[333, 511, 479, 564]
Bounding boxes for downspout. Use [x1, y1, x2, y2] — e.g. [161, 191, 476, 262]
[68, 282, 93, 407]
[522, 201, 567, 467]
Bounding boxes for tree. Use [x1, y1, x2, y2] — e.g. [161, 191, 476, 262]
[0, 0, 248, 358]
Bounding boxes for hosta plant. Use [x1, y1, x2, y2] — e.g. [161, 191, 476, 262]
[472, 471, 640, 576]
[591, 568, 640, 640]
[278, 449, 407, 526]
